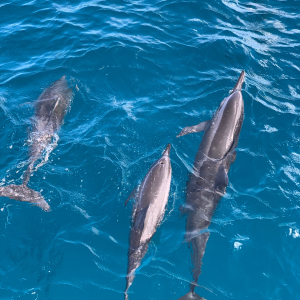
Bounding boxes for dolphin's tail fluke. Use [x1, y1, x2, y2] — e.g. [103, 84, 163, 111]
[177, 291, 206, 300]
[0, 184, 50, 211]
[231, 70, 245, 94]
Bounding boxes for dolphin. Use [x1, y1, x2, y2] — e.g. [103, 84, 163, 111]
[0, 76, 72, 211]
[176, 71, 245, 300]
[124, 144, 172, 300]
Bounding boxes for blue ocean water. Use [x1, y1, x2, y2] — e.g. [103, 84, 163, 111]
[0, 0, 300, 299]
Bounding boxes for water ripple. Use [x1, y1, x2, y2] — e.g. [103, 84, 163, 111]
[0, 0, 299, 299]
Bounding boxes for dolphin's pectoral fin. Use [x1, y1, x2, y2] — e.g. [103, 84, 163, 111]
[214, 164, 228, 191]
[125, 186, 139, 206]
[177, 121, 209, 138]
[20, 101, 34, 107]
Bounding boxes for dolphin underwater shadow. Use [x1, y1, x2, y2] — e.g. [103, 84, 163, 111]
[0, 76, 73, 211]
[124, 144, 172, 300]
[177, 71, 245, 300]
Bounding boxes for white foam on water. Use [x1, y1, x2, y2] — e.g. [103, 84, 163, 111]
[234, 241, 243, 250]
[92, 227, 100, 235]
[289, 228, 300, 238]
[262, 125, 278, 133]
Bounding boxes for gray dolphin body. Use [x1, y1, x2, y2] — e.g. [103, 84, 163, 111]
[124, 144, 172, 299]
[177, 71, 245, 300]
[0, 76, 72, 211]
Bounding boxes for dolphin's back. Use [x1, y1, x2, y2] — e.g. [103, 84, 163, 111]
[178, 292, 205, 300]
[128, 155, 171, 260]
[133, 160, 171, 242]
[198, 92, 244, 161]
[125, 145, 172, 298]
[34, 76, 72, 133]
[24, 76, 72, 182]
[176, 72, 245, 300]
[0, 76, 73, 210]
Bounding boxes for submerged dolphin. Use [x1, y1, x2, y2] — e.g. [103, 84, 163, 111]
[0, 76, 72, 211]
[177, 71, 245, 300]
[124, 144, 172, 300]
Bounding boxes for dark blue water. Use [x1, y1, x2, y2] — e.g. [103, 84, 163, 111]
[0, 0, 300, 299]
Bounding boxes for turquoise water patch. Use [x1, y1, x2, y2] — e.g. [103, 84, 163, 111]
[0, 0, 300, 299]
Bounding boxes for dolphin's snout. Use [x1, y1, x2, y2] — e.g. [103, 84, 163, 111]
[59, 75, 66, 82]
[231, 70, 245, 94]
[162, 143, 171, 157]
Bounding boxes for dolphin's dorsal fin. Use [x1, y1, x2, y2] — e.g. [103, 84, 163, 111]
[49, 97, 60, 116]
[124, 186, 139, 206]
[177, 120, 210, 138]
[134, 205, 149, 232]
[231, 71, 245, 94]
[179, 204, 191, 216]
[214, 164, 228, 191]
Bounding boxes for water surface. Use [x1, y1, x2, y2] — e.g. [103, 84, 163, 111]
[0, 0, 300, 299]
